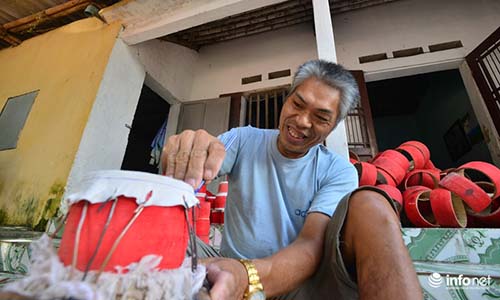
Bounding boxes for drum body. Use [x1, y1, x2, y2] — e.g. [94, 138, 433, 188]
[58, 170, 199, 272]
[210, 181, 228, 225]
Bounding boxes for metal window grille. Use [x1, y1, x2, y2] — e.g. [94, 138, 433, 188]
[346, 104, 373, 158]
[244, 86, 374, 158]
[245, 87, 288, 129]
[466, 26, 500, 134]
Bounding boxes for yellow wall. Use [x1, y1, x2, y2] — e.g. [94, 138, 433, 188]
[0, 18, 121, 229]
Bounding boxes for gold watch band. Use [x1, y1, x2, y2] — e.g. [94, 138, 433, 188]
[238, 259, 265, 299]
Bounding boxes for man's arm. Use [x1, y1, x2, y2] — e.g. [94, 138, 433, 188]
[203, 212, 330, 299]
[162, 129, 332, 298]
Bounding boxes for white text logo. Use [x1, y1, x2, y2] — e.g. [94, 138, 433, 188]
[428, 273, 492, 289]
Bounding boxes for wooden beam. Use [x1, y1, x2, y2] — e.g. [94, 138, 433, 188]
[116, 0, 290, 45]
[0, 25, 21, 46]
[182, 0, 310, 36]
[179, 3, 312, 40]
[197, 15, 312, 48]
[192, 10, 312, 45]
[3, 0, 92, 32]
[8, 2, 92, 34]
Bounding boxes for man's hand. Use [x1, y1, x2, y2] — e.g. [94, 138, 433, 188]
[161, 129, 225, 189]
[203, 258, 248, 300]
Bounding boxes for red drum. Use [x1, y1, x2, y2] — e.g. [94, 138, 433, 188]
[196, 218, 211, 243]
[214, 181, 228, 210]
[211, 210, 225, 224]
[58, 170, 199, 272]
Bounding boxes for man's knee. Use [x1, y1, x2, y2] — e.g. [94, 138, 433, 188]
[347, 189, 400, 226]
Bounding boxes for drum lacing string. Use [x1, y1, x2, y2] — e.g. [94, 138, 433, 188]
[48, 213, 69, 239]
[82, 196, 119, 281]
[71, 202, 89, 278]
[184, 197, 198, 272]
[94, 190, 154, 282]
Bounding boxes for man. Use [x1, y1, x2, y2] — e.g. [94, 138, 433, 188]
[162, 60, 422, 300]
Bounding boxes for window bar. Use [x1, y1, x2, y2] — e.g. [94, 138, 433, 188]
[361, 114, 369, 147]
[358, 113, 365, 145]
[274, 91, 278, 128]
[355, 112, 362, 144]
[494, 48, 500, 72]
[354, 115, 361, 144]
[485, 55, 500, 86]
[248, 95, 253, 126]
[352, 112, 358, 144]
[347, 114, 354, 144]
[357, 108, 366, 146]
[265, 93, 269, 129]
[256, 93, 260, 128]
[346, 116, 351, 144]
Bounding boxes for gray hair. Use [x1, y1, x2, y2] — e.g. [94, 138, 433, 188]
[290, 59, 360, 126]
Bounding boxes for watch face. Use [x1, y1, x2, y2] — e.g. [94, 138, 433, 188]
[248, 290, 266, 300]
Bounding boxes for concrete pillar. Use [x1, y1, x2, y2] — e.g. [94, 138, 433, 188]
[312, 0, 349, 159]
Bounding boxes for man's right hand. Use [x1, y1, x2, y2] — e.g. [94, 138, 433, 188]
[161, 129, 226, 189]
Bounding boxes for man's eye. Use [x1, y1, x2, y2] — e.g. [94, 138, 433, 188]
[316, 115, 330, 123]
[292, 101, 301, 108]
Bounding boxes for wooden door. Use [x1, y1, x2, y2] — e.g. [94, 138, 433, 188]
[347, 71, 378, 161]
[177, 97, 231, 136]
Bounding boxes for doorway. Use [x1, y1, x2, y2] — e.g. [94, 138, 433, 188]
[121, 85, 170, 173]
[367, 69, 492, 169]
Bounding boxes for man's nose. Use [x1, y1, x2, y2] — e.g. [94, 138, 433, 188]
[296, 111, 312, 128]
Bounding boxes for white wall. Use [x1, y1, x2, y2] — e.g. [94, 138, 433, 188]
[183, 0, 499, 97]
[131, 39, 199, 101]
[65, 39, 146, 204]
[332, 0, 500, 81]
[124, 0, 500, 158]
[190, 23, 318, 100]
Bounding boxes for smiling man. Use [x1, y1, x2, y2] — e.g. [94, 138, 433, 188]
[162, 60, 422, 300]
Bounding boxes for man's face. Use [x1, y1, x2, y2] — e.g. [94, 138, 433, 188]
[277, 77, 340, 158]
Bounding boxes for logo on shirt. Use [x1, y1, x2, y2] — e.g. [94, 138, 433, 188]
[294, 209, 307, 218]
[294, 201, 312, 218]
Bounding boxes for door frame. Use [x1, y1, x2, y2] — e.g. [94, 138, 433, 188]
[362, 58, 500, 166]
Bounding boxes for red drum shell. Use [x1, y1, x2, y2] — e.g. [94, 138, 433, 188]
[58, 197, 188, 272]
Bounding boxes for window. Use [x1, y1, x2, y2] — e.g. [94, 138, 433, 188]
[0, 91, 38, 150]
[245, 87, 289, 129]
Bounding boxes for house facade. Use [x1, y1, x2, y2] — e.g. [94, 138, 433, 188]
[0, 0, 499, 227]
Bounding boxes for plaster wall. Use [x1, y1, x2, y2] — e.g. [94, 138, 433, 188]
[131, 39, 198, 101]
[126, 0, 500, 158]
[189, 23, 317, 100]
[332, 0, 500, 81]
[64, 39, 146, 201]
[0, 19, 121, 227]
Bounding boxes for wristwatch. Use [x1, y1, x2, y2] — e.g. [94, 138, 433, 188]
[238, 259, 266, 300]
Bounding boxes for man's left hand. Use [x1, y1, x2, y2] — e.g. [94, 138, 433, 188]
[202, 258, 248, 300]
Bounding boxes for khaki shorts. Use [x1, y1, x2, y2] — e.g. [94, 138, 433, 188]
[194, 186, 398, 300]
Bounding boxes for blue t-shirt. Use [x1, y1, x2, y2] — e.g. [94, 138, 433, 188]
[218, 126, 358, 259]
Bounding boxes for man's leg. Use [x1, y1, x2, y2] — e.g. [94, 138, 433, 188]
[271, 187, 422, 300]
[341, 189, 422, 299]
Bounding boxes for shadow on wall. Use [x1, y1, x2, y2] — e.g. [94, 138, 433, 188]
[368, 69, 492, 169]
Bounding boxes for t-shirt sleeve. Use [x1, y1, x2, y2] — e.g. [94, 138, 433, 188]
[217, 126, 246, 176]
[308, 163, 359, 217]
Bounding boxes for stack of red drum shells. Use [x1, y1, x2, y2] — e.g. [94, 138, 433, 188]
[351, 141, 500, 228]
[193, 181, 228, 243]
[194, 185, 211, 243]
[211, 181, 228, 225]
